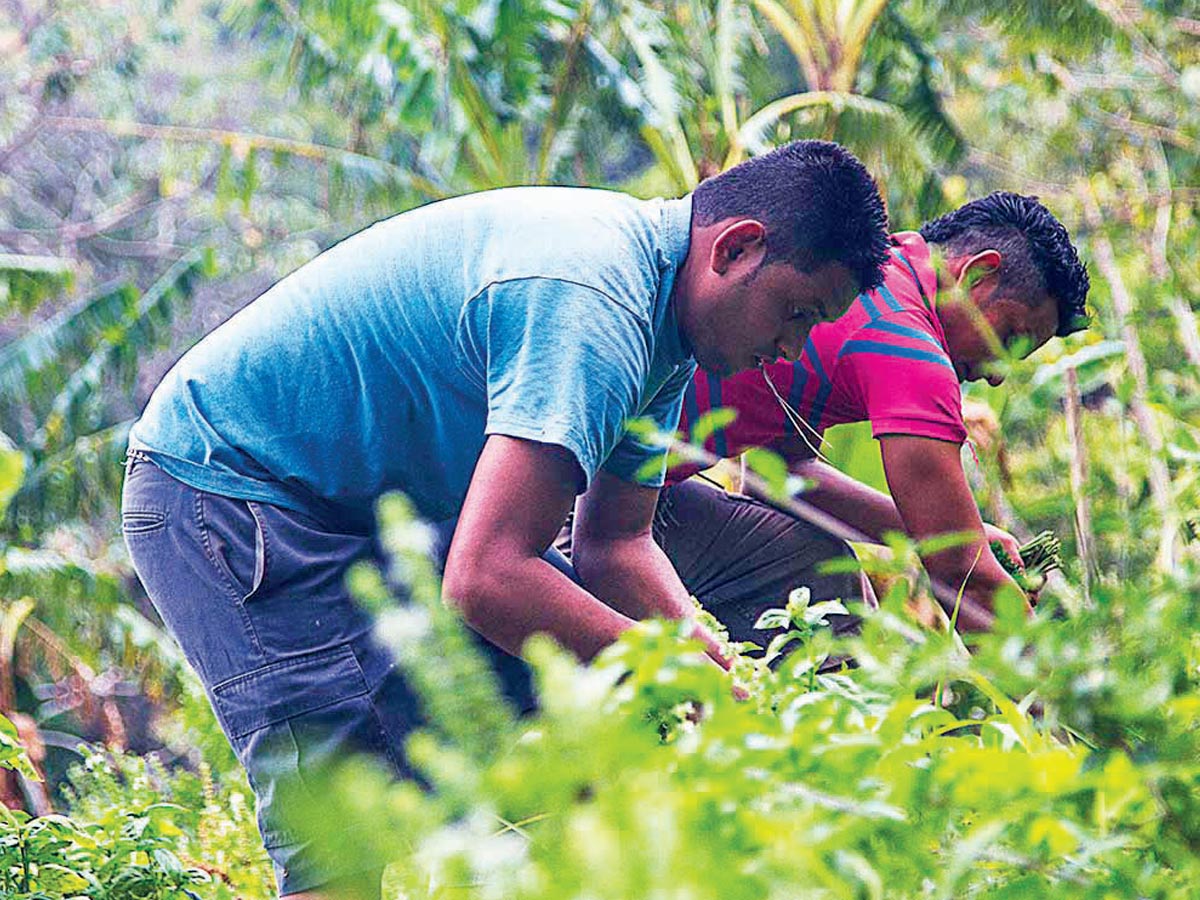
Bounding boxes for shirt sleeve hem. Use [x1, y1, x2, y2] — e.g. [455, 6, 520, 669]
[600, 452, 668, 489]
[484, 417, 598, 491]
[870, 417, 967, 444]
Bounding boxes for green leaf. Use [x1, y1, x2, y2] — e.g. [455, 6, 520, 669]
[785, 586, 812, 619]
[803, 599, 850, 626]
[0, 713, 39, 780]
[0, 254, 75, 315]
[753, 608, 791, 631]
[152, 846, 184, 874]
[240, 146, 259, 212]
[690, 407, 737, 447]
[743, 447, 789, 495]
[0, 431, 24, 519]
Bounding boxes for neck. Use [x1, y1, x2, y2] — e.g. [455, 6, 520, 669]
[929, 244, 958, 295]
[929, 245, 979, 319]
[673, 224, 716, 358]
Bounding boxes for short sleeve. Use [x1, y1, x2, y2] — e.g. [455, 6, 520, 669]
[602, 359, 698, 487]
[459, 277, 654, 489]
[835, 311, 968, 444]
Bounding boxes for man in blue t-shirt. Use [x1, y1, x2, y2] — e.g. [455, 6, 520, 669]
[121, 140, 889, 898]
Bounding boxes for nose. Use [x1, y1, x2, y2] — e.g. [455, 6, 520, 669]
[986, 372, 1006, 387]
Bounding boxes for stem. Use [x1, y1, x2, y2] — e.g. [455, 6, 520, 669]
[19, 830, 28, 893]
[1079, 182, 1177, 571]
[948, 545, 984, 635]
[1063, 366, 1094, 606]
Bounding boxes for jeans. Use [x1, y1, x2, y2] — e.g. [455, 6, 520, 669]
[121, 456, 535, 895]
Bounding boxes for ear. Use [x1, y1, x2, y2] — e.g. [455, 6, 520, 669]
[955, 249, 1002, 296]
[710, 219, 766, 275]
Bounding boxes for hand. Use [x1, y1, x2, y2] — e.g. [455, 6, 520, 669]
[983, 523, 1042, 605]
[689, 622, 751, 701]
[690, 621, 732, 670]
[984, 523, 1022, 570]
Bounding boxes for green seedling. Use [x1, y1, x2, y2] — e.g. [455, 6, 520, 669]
[991, 530, 1062, 595]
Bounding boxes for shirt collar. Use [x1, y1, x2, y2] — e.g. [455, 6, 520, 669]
[655, 195, 694, 366]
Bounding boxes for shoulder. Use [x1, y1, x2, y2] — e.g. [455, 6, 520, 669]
[836, 309, 955, 374]
[460, 187, 685, 318]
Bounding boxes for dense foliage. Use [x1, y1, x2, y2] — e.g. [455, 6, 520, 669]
[282, 499, 1200, 899]
[0, 0, 1196, 896]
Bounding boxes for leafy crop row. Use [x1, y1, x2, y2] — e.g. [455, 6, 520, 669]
[290, 498, 1200, 900]
[1, 494, 1198, 898]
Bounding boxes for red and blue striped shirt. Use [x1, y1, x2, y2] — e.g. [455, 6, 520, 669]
[672, 232, 966, 481]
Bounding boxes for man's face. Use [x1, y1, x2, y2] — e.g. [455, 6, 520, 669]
[694, 260, 859, 377]
[943, 282, 1060, 386]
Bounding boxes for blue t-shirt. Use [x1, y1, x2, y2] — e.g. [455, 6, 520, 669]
[130, 187, 696, 529]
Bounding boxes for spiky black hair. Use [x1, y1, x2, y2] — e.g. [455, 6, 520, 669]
[920, 192, 1090, 337]
[693, 140, 890, 293]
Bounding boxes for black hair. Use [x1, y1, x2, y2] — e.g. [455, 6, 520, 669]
[692, 140, 889, 292]
[919, 192, 1090, 337]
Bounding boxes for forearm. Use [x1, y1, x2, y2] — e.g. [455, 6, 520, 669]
[877, 435, 1034, 634]
[793, 459, 904, 542]
[572, 532, 695, 623]
[573, 532, 731, 667]
[923, 538, 1030, 632]
[443, 551, 636, 662]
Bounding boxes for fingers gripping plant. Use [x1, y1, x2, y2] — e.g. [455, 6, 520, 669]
[991, 530, 1064, 595]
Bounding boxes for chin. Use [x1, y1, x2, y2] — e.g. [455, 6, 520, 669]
[695, 350, 735, 378]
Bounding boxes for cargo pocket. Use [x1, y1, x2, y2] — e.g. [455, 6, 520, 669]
[210, 643, 401, 853]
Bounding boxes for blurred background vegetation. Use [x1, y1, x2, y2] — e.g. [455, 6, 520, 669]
[0, 0, 1195, 894]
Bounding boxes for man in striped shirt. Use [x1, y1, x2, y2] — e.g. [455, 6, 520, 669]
[656, 193, 1090, 641]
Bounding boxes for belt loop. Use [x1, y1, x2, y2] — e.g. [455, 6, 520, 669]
[123, 448, 153, 475]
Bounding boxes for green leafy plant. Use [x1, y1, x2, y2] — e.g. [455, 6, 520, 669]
[269, 494, 1200, 900]
[991, 530, 1063, 594]
[0, 741, 272, 900]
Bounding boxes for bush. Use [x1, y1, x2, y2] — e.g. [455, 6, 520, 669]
[0, 732, 272, 899]
[278, 497, 1200, 899]
[1, 496, 1197, 898]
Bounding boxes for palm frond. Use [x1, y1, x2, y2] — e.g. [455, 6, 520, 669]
[0, 540, 183, 688]
[873, 7, 966, 169]
[582, 34, 656, 122]
[714, 0, 749, 156]
[0, 282, 138, 439]
[751, 0, 823, 88]
[933, 0, 1118, 54]
[5, 421, 132, 534]
[739, 89, 940, 195]
[738, 90, 891, 151]
[0, 255, 76, 316]
[618, 3, 699, 191]
[2, 250, 212, 532]
[33, 251, 212, 458]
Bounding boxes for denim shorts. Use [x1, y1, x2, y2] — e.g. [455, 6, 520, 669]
[120, 456, 534, 895]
